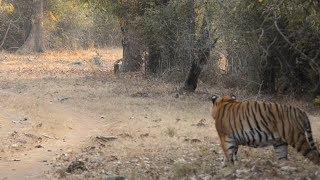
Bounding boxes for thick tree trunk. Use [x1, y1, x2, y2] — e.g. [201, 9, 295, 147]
[313, 82, 320, 96]
[120, 16, 143, 72]
[18, 0, 44, 53]
[184, 3, 214, 92]
[184, 46, 211, 92]
[184, 61, 203, 91]
[311, 71, 320, 96]
[183, 0, 198, 91]
[34, 0, 44, 53]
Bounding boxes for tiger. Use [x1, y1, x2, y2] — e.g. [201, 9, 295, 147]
[211, 95, 320, 165]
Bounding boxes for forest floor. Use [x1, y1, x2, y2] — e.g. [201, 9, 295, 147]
[0, 48, 320, 180]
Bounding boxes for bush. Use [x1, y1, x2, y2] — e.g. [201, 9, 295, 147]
[0, 0, 121, 51]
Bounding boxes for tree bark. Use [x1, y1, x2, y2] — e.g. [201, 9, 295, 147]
[119, 12, 143, 72]
[184, 45, 211, 92]
[18, 0, 44, 53]
[261, 56, 276, 93]
[311, 70, 320, 96]
[184, 4, 214, 92]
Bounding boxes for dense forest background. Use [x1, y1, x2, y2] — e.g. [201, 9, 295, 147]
[1, 0, 320, 102]
[2, 1, 320, 179]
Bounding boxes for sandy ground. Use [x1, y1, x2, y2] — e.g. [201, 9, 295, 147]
[0, 48, 319, 180]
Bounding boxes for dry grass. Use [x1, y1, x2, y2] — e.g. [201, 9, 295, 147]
[0, 48, 122, 81]
[165, 127, 176, 137]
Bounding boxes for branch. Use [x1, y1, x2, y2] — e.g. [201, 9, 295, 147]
[274, 20, 320, 71]
[259, 31, 277, 69]
[0, 21, 11, 49]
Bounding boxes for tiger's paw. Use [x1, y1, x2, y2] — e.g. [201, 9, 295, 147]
[222, 159, 235, 168]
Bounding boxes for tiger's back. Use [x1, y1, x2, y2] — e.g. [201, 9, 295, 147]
[211, 95, 320, 165]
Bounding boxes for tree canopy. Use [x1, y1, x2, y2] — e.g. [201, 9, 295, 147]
[1, 0, 320, 99]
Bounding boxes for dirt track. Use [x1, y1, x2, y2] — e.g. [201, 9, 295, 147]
[0, 49, 320, 179]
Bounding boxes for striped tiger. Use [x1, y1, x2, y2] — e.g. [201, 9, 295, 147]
[211, 95, 320, 165]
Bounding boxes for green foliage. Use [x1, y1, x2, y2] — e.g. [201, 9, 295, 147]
[0, 0, 33, 50]
[83, 0, 152, 18]
[259, 0, 320, 95]
[45, 0, 94, 49]
[143, 0, 192, 72]
[0, 0, 121, 50]
[0, 1, 15, 14]
[82, 0, 124, 17]
[91, 9, 122, 46]
[142, 0, 214, 76]
[209, 0, 320, 96]
[314, 96, 320, 107]
[1, 0, 320, 99]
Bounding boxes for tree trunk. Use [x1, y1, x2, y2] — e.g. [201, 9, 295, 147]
[261, 56, 276, 93]
[184, 45, 211, 92]
[18, 0, 44, 53]
[185, 0, 196, 64]
[184, 61, 202, 91]
[313, 82, 320, 96]
[184, 3, 214, 92]
[311, 70, 320, 96]
[120, 16, 143, 72]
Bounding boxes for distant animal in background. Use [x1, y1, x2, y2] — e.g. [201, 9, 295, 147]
[211, 95, 320, 165]
[114, 59, 123, 75]
[93, 52, 103, 67]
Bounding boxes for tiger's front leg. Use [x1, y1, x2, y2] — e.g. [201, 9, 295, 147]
[219, 134, 238, 166]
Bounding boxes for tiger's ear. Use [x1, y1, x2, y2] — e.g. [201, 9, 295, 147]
[231, 94, 236, 100]
[211, 95, 218, 104]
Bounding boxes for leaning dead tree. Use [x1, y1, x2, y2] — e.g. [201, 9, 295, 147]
[184, 5, 216, 92]
[18, 0, 44, 53]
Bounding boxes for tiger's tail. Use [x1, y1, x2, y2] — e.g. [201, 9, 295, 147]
[299, 112, 320, 165]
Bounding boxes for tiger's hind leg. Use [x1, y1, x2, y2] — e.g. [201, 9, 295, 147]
[233, 146, 239, 161]
[273, 140, 288, 161]
[219, 134, 238, 166]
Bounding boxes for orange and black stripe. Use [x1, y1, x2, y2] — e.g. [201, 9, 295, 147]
[212, 95, 320, 165]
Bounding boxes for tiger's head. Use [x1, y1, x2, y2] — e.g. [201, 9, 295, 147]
[211, 95, 236, 119]
[211, 95, 236, 105]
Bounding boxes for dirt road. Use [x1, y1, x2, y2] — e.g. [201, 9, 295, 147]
[0, 49, 319, 179]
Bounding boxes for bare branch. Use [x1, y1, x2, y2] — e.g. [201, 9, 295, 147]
[0, 21, 11, 49]
[274, 20, 320, 71]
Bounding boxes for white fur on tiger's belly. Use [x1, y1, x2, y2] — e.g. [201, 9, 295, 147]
[233, 130, 281, 148]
